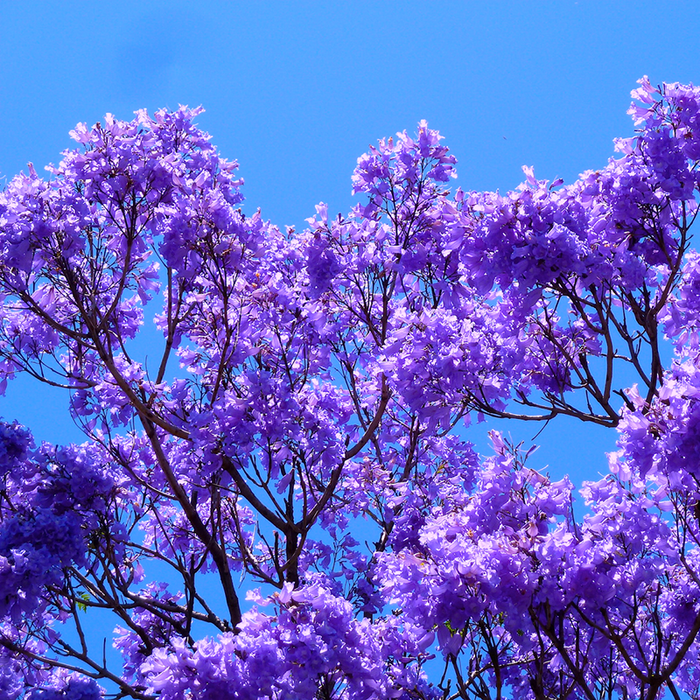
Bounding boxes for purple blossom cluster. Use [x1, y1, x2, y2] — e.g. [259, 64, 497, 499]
[0, 431, 114, 624]
[132, 579, 433, 700]
[1, 78, 700, 698]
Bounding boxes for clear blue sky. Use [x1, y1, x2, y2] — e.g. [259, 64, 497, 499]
[2, 0, 700, 481]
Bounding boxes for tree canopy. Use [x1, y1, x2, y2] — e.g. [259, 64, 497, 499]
[1, 77, 700, 700]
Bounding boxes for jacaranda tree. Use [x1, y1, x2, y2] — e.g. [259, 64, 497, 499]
[1, 77, 700, 699]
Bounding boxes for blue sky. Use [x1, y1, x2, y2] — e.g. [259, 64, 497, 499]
[2, 0, 700, 480]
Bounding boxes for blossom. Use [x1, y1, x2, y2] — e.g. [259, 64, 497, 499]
[1, 81, 700, 698]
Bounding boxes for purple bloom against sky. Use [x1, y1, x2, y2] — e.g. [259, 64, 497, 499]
[0, 76, 699, 699]
[3, 3, 700, 699]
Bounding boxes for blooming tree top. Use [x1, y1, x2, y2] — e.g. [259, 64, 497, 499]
[0, 78, 700, 699]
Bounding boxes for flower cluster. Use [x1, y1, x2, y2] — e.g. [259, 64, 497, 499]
[2, 78, 700, 698]
[0, 429, 114, 624]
